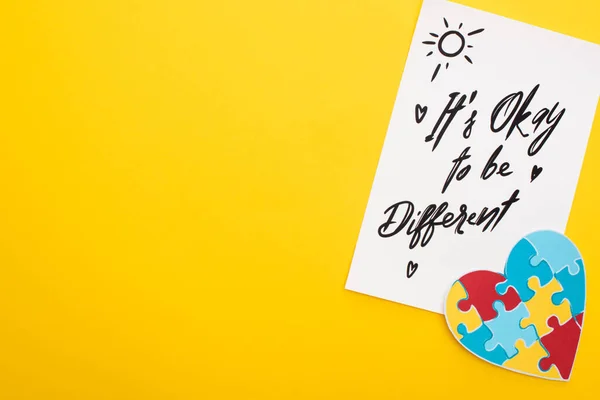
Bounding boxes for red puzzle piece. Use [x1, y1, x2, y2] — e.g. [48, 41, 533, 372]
[457, 270, 521, 321]
[575, 312, 584, 328]
[539, 316, 581, 380]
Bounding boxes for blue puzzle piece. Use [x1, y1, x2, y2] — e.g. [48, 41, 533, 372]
[552, 259, 586, 317]
[483, 301, 538, 358]
[496, 238, 553, 302]
[526, 230, 582, 275]
[457, 323, 509, 366]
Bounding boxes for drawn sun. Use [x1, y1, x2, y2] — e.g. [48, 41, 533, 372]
[423, 18, 484, 82]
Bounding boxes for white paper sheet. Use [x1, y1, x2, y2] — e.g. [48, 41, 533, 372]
[345, 0, 600, 314]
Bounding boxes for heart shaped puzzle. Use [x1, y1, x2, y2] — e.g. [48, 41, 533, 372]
[445, 230, 585, 381]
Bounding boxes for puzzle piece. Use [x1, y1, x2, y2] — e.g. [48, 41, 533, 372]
[502, 339, 561, 379]
[484, 301, 537, 358]
[496, 238, 553, 302]
[521, 277, 571, 338]
[457, 323, 509, 366]
[539, 316, 581, 380]
[458, 270, 520, 321]
[526, 230, 582, 275]
[552, 258, 585, 318]
[446, 281, 483, 337]
[575, 312, 584, 328]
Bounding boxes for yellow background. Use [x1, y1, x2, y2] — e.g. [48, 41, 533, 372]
[0, 0, 598, 398]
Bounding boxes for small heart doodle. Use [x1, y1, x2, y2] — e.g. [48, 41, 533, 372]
[415, 104, 428, 124]
[445, 230, 585, 381]
[406, 261, 419, 278]
[531, 165, 543, 182]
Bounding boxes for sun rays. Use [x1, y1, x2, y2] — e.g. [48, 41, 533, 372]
[423, 18, 484, 82]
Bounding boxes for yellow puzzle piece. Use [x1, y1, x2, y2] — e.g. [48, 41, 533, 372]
[503, 339, 562, 379]
[520, 277, 571, 337]
[446, 281, 482, 337]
